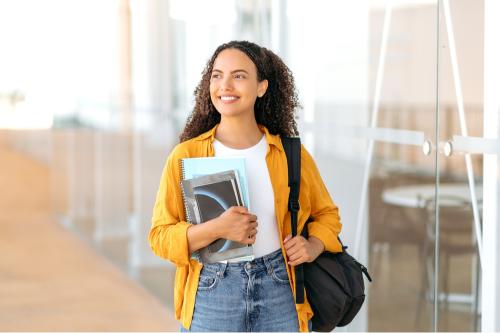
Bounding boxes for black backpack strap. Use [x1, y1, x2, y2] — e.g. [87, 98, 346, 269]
[282, 136, 305, 304]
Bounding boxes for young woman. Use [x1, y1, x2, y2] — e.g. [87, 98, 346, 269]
[149, 40, 343, 332]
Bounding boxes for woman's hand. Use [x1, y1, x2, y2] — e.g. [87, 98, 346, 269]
[283, 234, 324, 266]
[216, 206, 258, 244]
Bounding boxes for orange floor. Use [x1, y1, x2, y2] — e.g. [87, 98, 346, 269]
[0, 140, 178, 331]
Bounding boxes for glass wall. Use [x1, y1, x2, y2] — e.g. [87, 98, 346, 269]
[435, 1, 483, 331]
[1, 0, 498, 331]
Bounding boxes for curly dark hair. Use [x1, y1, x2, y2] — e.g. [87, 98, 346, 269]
[179, 40, 301, 142]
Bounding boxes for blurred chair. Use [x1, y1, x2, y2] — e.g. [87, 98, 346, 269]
[415, 195, 480, 330]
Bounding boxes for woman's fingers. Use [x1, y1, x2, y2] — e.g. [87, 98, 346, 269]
[245, 213, 258, 222]
[284, 236, 315, 266]
[287, 248, 310, 266]
[235, 217, 258, 244]
[229, 206, 257, 220]
[228, 206, 249, 214]
[249, 228, 258, 237]
[287, 257, 307, 266]
[283, 234, 292, 243]
[219, 208, 259, 243]
[284, 235, 300, 252]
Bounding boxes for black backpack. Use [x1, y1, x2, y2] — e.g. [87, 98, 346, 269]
[282, 137, 372, 332]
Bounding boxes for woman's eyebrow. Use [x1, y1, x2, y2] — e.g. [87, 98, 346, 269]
[212, 69, 249, 74]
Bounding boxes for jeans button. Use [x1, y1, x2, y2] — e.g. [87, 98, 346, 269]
[245, 262, 252, 270]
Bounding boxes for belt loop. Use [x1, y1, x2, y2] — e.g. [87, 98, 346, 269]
[263, 253, 273, 273]
[217, 262, 227, 278]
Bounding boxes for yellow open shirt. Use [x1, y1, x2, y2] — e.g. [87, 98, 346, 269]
[149, 124, 343, 332]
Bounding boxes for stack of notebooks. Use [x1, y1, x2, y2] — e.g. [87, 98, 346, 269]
[180, 157, 254, 263]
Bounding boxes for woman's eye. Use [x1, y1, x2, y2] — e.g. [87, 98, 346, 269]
[211, 73, 221, 79]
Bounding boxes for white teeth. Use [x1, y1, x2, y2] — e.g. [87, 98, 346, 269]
[220, 96, 238, 101]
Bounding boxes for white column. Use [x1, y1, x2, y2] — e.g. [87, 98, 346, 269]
[93, 0, 133, 242]
[481, 0, 500, 330]
[117, 0, 133, 132]
[128, 0, 176, 273]
[66, 129, 96, 234]
[93, 130, 131, 241]
[270, 0, 288, 58]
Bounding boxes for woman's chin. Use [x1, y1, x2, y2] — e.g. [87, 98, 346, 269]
[217, 109, 248, 119]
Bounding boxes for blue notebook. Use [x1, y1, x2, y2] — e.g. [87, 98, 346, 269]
[180, 157, 251, 210]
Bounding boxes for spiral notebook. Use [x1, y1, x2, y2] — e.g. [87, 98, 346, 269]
[180, 157, 251, 209]
[180, 158, 253, 263]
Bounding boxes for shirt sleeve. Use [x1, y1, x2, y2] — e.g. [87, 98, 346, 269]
[148, 146, 192, 267]
[301, 145, 343, 253]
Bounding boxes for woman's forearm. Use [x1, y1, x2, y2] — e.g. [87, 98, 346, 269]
[186, 218, 222, 254]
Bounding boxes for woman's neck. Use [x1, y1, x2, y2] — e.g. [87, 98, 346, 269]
[215, 117, 263, 149]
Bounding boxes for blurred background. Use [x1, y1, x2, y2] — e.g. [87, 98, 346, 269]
[1, 0, 499, 331]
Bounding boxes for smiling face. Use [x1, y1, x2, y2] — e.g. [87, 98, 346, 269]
[209, 48, 268, 120]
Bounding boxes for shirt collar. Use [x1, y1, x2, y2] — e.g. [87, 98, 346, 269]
[194, 123, 284, 152]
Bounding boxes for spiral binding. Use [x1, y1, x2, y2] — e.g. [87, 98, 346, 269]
[180, 158, 201, 261]
[179, 159, 193, 223]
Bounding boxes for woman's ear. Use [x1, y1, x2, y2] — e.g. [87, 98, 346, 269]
[257, 79, 268, 98]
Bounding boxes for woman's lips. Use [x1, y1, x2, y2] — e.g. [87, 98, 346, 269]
[219, 96, 240, 104]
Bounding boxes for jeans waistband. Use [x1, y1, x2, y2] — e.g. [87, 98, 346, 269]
[202, 248, 285, 275]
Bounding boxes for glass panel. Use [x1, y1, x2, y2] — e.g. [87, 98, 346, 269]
[368, 3, 439, 331]
[286, 1, 438, 331]
[436, 0, 484, 331]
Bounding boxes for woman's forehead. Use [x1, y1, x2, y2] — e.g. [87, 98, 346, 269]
[212, 48, 257, 73]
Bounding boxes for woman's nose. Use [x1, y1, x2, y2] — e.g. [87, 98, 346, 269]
[219, 77, 234, 91]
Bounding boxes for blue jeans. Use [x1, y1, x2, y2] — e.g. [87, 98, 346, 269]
[181, 249, 300, 332]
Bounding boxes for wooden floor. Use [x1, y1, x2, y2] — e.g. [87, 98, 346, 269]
[368, 244, 478, 331]
[0, 140, 179, 331]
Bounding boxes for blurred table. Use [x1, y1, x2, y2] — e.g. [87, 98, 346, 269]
[382, 183, 483, 208]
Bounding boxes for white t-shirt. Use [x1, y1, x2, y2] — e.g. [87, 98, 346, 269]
[213, 134, 282, 258]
